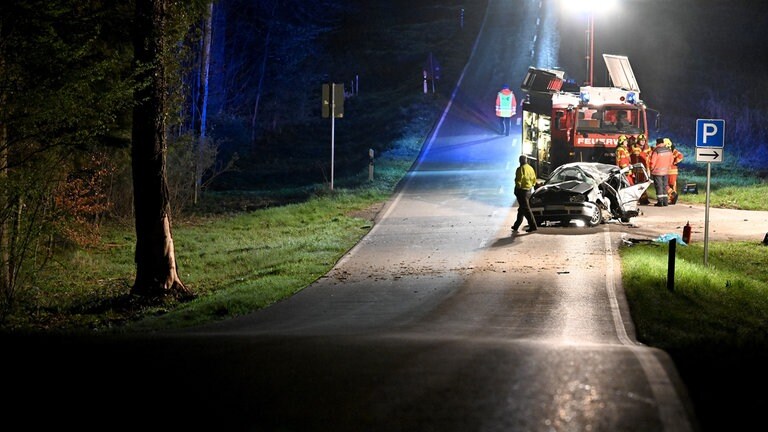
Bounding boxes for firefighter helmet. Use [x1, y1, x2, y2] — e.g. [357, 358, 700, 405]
[618, 135, 627, 144]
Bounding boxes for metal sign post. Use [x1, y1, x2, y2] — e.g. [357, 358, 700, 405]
[704, 161, 711, 264]
[322, 83, 344, 190]
[331, 92, 335, 191]
[695, 119, 725, 265]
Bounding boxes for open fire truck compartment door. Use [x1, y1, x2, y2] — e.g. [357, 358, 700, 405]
[520, 67, 565, 94]
[603, 54, 640, 92]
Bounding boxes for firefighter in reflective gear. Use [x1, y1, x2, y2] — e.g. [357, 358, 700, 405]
[496, 84, 517, 136]
[667, 139, 684, 204]
[615, 135, 634, 185]
[631, 135, 650, 170]
[640, 134, 652, 165]
[639, 135, 651, 161]
[650, 138, 674, 206]
[631, 134, 651, 204]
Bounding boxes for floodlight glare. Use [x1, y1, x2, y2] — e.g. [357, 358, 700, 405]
[565, 0, 618, 14]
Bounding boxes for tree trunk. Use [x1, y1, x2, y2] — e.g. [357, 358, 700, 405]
[0, 115, 9, 305]
[131, 0, 190, 298]
[0, 47, 11, 306]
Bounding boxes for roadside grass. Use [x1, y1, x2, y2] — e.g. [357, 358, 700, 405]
[619, 236, 768, 431]
[674, 180, 768, 210]
[621, 241, 768, 351]
[2, 136, 421, 334]
[129, 190, 390, 332]
[644, 165, 768, 210]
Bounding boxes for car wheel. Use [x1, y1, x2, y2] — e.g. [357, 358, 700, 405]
[587, 206, 603, 227]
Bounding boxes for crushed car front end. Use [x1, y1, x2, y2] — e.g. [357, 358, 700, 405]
[529, 179, 606, 227]
[527, 162, 650, 227]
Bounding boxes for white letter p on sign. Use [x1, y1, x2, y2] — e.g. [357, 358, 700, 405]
[703, 123, 718, 144]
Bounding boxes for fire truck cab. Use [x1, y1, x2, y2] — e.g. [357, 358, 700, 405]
[520, 55, 653, 178]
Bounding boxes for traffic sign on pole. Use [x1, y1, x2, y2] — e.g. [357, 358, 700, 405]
[694, 118, 725, 266]
[695, 147, 723, 163]
[322, 83, 345, 191]
[695, 119, 725, 148]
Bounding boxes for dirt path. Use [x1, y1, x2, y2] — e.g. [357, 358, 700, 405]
[613, 202, 768, 244]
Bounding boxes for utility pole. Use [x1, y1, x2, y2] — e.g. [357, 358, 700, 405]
[586, 11, 594, 86]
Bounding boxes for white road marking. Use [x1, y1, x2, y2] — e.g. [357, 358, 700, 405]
[603, 230, 693, 432]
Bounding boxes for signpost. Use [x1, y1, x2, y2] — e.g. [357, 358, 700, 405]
[322, 83, 344, 190]
[695, 119, 725, 265]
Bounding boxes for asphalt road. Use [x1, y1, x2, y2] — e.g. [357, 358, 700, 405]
[3, 1, 720, 431]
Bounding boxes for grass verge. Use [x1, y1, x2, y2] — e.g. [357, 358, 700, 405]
[2, 139, 424, 334]
[620, 218, 768, 431]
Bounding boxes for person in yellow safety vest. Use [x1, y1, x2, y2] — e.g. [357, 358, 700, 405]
[496, 84, 517, 136]
[631, 134, 651, 204]
[667, 138, 684, 205]
[615, 135, 634, 185]
[650, 137, 674, 206]
[511, 155, 538, 233]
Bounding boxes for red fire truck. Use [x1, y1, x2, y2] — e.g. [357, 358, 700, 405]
[520, 55, 657, 177]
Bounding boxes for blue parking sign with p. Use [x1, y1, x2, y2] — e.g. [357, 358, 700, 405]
[696, 119, 725, 148]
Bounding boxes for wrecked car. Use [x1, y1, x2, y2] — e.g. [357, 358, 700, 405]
[528, 162, 651, 227]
